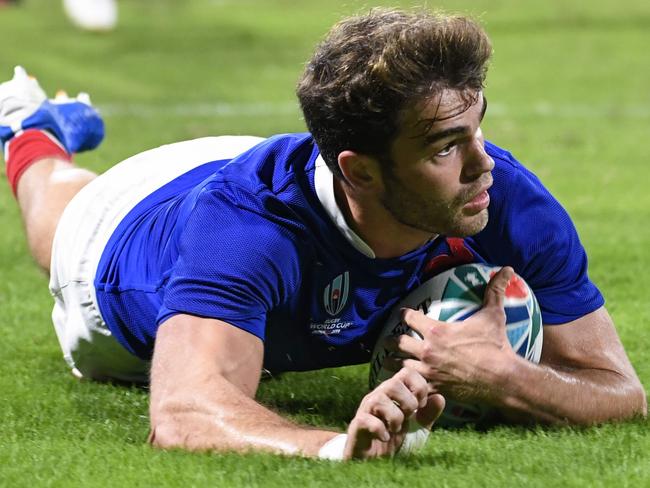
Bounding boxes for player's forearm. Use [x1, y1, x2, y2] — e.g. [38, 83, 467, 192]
[493, 357, 647, 425]
[150, 316, 340, 457]
[149, 375, 338, 457]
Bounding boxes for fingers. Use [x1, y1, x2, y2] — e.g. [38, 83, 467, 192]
[415, 393, 446, 429]
[366, 383, 417, 424]
[347, 368, 438, 458]
[383, 333, 438, 380]
[384, 332, 421, 358]
[350, 367, 430, 450]
[385, 356, 413, 373]
[367, 367, 429, 422]
[371, 366, 444, 430]
[349, 412, 391, 443]
[401, 308, 444, 336]
[392, 367, 429, 409]
[483, 266, 514, 309]
[365, 393, 406, 434]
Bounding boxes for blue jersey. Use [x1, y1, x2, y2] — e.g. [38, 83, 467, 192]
[94, 133, 604, 373]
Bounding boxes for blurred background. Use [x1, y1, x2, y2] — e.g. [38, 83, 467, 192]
[1, 0, 649, 484]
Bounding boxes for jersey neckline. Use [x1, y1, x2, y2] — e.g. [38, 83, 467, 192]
[312, 153, 440, 263]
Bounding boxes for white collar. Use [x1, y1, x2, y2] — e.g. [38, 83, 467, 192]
[314, 156, 376, 258]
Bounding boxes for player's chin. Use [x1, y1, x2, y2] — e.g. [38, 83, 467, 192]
[453, 209, 489, 237]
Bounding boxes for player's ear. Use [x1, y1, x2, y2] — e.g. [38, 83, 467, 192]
[337, 150, 382, 190]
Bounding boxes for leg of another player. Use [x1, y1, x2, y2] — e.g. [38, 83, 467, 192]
[14, 155, 96, 273]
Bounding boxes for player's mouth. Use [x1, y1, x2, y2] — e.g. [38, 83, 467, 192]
[463, 185, 491, 214]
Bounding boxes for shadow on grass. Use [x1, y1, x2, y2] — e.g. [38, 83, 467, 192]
[66, 377, 150, 444]
[68, 363, 640, 444]
[256, 366, 367, 428]
[66, 365, 368, 434]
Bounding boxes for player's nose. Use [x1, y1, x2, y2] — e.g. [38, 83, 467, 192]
[462, 136, 494, 181]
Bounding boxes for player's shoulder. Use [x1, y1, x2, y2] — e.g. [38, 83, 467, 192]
[485, 140, 534, 178]
[484, 140, 549, 197]
[482, 139, 575, 237]
[181, 133, 320, 239]
[480, 140, 576, 244]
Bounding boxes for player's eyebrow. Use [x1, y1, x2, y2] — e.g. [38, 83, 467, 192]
[422, 126, 470, 146]
[419, 96, 488, 146]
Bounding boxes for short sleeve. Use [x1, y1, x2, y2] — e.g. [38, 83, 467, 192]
[474, 147, 604, 324]
[157, 186, 303, 340]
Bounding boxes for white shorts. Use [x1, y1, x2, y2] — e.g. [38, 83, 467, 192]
[48, 136, 264, 382]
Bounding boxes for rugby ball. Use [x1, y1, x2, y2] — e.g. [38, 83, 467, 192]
[369, 263, 543, 427]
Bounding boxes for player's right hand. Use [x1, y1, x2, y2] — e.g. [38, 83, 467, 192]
[388, 267, 515, 406]
[343, 367, 445, 460]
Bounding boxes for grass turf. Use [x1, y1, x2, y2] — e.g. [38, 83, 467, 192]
[1, 0, 649, 486]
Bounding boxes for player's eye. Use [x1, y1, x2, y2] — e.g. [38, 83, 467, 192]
[436, 142, 456, 157]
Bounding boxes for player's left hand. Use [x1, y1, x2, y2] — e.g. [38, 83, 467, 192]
[343, 367, 444, 460]
[384, 266, 519, 405]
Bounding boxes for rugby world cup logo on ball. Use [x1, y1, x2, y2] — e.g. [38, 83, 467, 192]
[369, 263, 543, 428]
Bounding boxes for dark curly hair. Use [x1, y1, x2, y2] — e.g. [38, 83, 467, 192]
[296, 8, 492, 178]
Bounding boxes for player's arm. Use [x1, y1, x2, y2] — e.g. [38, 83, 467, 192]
[393, 268, 647, 425]
[148, 313, 442, 459]
[496, 305, 647, 424]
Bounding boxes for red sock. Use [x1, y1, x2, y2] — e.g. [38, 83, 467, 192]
[5, 129, 71, 197]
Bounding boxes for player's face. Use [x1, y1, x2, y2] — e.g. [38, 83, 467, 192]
[380, 89, 494, 237]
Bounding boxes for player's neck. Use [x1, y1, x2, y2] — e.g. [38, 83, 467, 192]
[333, 178, 434, 259]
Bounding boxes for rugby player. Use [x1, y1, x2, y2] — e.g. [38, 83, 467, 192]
[1, 9, 646, 461]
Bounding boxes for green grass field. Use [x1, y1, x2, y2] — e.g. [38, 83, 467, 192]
[1, 0, 649, 486]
